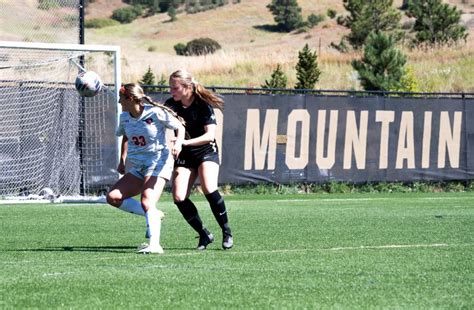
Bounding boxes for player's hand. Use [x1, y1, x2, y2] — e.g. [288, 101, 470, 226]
[117, 162, 126, 175]
[172, 140, 182, 159]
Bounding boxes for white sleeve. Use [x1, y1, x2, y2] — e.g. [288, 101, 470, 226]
[116, 114, 126, 136]
[155, 107, 182, 130]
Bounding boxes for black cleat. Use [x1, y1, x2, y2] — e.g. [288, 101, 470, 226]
[197, 231, 214, 250]
[222, 233, 233, 250]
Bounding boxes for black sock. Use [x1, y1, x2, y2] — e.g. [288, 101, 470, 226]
[175, 198, 207, 235]
[205, 190, 231, 235]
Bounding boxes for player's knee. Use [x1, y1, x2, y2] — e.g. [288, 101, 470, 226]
[140, 198, 155, 213]
[106, 190, 122, 207]
[172, 191, 188, 202]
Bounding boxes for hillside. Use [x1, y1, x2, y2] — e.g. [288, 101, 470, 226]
[1, 1, 472, 91]
[82, 0, 474, 92]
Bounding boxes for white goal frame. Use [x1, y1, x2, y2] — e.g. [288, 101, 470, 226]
[0, 40, 121, 101]
[0, 41, 121, 204]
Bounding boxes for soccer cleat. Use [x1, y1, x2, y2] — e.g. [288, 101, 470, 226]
[137, 242, 149, 250]
[157, 209, 165, 220]
[197, 231, 214, 250]
[137, 244, 164, 254]
[222, 233, 233, 250]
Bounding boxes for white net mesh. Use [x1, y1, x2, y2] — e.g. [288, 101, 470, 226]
[0, 0, 81, 43]
[0, 44, 119, 199]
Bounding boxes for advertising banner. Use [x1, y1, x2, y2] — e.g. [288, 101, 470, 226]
[152, 93, 473, 185]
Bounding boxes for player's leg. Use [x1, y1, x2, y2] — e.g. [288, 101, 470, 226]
[172, 166, 214, 250]
[106, 173, 143, 215]
[199, 161, 233, 250]
[137, 175, 166, 254]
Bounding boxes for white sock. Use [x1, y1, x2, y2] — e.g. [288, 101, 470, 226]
[145, 208, 162, 247]
[118, 198, 145, 216]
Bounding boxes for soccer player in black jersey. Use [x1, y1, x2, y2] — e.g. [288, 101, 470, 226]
[165, 69, 233, 250]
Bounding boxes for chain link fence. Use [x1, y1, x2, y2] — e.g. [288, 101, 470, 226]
[0, 0, 81, 44]
[142, 85, 474, 99]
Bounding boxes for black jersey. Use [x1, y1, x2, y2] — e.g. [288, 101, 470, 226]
[165, 97, 218, 159]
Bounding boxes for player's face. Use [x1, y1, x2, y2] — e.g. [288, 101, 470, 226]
[170, 78, 192, 102]
[119, 95, 134, 112]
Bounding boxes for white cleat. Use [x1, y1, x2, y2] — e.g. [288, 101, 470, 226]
[137, 244, 164, 254]
[157, 209, 165, 220]
[137, 242, 149, 250]
[222, 234, 233, 250]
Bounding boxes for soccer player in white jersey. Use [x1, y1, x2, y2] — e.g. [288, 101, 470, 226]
[106, 83, 185, 254]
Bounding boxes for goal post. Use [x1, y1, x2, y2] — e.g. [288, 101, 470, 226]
[0, 41, 121, 203]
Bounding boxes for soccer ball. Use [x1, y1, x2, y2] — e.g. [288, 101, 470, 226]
[39, 187, 55, 201]
[75, 71, 103, 97]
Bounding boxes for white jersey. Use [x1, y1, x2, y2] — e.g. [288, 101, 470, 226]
[116, 105, 181, 168]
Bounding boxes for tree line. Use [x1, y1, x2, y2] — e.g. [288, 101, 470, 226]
[81, 0, 469, 92]
[263, 0, 468, 92]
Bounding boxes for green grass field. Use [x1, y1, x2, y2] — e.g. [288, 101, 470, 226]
[1, 192, 473, 309]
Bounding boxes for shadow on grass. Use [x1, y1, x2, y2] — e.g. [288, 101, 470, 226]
[8, 245, 221, 253]
[253, 24, 286, 33]
[9, 246, 136, 253]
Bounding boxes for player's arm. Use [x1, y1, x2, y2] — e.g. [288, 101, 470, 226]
[117, 135, 128, 175]
[171, 124, 185, 159]
[182, 124, 216, 147]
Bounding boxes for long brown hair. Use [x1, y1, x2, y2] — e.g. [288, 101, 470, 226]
[120, 83, 185, 125]
[169, 69, 224, 111]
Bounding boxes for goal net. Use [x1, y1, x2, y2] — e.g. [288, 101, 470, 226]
[0, 41, 121, 203]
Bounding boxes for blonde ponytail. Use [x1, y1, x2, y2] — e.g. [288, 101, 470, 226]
[121, 83, 185, 125]
[170, 69, 224, 111]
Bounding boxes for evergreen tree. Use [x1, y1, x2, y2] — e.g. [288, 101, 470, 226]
[266, 0, 304, 32]
[342, 0, 401, 50]
[157, 73, 167, 86]
[407, 0, 468, 47]
[168, 6, 177, 21]
[261, 64, 288, 92]
[341, 0, 364, 28]
[352, 32, 407, 91]
[400, 0, 409, 10]
[295, 44, 321, 90]
[139, 66, 157, 92]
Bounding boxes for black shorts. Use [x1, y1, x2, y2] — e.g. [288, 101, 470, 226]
[175, 149, 220, 169]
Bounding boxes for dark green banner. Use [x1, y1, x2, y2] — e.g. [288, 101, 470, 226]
[152, 93, 473, 185]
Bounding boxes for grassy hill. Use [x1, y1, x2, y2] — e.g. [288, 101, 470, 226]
[1, 0, 473, 91]
[83, 0, 474, 92]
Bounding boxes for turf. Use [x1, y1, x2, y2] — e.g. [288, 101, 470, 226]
[1, 192, 473, 308]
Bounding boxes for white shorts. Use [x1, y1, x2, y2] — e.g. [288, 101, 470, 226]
[129, 149, 174, 181]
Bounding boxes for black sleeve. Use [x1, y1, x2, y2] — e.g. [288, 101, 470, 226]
[164, 98, 175, 109]
[201, 102, 217, 126]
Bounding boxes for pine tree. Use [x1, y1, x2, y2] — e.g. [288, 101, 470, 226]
[140, 66, 157, 92]
[342, 0, 401, 50]
[295, 44, 321, 90]
[261, 64, 288, 92]
[157, 73, 167, 86]
[266, 0, 304, 32]
[400, 0, 409, 10]
[352, 32, 407, 91]
[407, 0, 468, 47]
[341, 0, 364, 28]
[168, 6, 177, 21]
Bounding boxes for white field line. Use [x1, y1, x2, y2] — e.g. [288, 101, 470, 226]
[42, 271, 76, 277]
[158, 243, 472, 257]
[273, 197, 474, 203]
[2, 244, 471, 266]
[325, 243, 450, 251]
